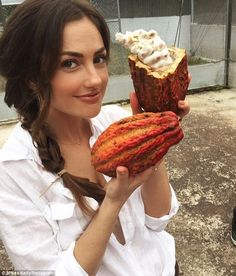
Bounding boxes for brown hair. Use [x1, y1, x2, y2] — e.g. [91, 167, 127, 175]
[0, 0, 110, 215]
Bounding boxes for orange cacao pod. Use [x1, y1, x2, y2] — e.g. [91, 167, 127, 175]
[129, 47, 189, 114]
[91, 111, 184, 177]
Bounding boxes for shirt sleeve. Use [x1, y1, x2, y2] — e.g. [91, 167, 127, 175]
[0, 160, 88, 276]
[56, 242, 88, 276]
[129, 185, 179, 232]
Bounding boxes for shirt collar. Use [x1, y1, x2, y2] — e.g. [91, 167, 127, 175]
[0, 119, 104, 165]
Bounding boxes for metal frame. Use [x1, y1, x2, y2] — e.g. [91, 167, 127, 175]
[90, 0, 121, 33]
[0, 0, 4, 26]
[224, 0, 232, 88]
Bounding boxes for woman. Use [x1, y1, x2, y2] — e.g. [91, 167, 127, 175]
[0, 0, 190, 275]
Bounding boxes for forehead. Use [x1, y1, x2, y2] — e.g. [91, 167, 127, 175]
[62, 17, 104, 52]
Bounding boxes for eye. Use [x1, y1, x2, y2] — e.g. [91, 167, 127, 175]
[61, 59, 78, 69]
[94, 54, 108, 64]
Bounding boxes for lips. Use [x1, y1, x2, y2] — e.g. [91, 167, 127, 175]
[78, 91, 100, 98]
[74, 91, 101, 104]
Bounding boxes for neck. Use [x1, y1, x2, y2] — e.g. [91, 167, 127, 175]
[46, 111, 92, 145]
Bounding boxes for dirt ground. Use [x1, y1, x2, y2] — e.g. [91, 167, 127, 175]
[166, 88, 236, 276]
[0, 88, 236, 275]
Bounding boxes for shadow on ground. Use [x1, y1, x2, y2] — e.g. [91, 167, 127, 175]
[0, 89, 236, 275]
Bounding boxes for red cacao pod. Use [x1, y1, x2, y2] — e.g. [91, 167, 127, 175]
[91, 111, 183, 177]
[129, 47, 189, 114]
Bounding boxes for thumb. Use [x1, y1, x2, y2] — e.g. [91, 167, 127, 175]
[116, 166, 129, 183]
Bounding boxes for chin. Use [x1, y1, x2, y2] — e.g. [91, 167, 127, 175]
[86, 105, 102, 119]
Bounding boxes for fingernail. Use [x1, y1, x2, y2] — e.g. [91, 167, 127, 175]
[117, 167, 126, 175]
[119, 170, 127, 175]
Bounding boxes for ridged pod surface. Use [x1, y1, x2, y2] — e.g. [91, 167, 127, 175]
[129, 47, 189, 113]
[91, 111, 184, 177]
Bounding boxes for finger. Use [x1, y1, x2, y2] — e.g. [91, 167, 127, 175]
[129, 91, 142, 115]
[188, 73, 192, 82]
[116, 166, 129, 184]
[177, 100, 190, 119]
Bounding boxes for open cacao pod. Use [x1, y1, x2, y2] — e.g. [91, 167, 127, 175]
[129, 47, 189, 114]
[91, 111, 183, 177]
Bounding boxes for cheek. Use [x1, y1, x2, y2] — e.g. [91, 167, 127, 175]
[50, 67, 109, 105]
[101, 69, 109, 88]
[51, 74, 80, 100]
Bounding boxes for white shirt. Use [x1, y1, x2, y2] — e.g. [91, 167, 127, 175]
[0, 105, 179, 276]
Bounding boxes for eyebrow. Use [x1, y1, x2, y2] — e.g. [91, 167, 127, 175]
[61, 47, 106, 57]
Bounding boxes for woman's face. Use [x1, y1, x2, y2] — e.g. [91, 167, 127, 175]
[49, 17, 109, 120]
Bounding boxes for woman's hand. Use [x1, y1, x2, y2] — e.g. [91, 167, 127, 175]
[74, 165, 153, 275]
[104, 166, 153, 208]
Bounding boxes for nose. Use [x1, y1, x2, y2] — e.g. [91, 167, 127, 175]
[83, 64, 103, 88]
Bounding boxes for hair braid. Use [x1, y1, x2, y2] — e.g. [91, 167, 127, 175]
[32, 124, 106, 215]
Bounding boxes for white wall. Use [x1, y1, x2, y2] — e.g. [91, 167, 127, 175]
[191, 24, 236, 87]
[0, 93, 17, 123]
[229, 25, 236, 87]
[191, 24, 232, 59]
[2, 0, 23, 4]
[229, 63, 236, 87]
[110, 15, 191, 53]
